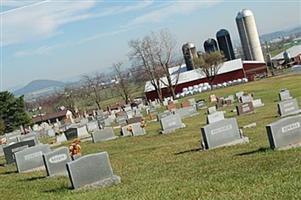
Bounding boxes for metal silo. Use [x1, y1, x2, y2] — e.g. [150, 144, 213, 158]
[216, 29, 235, 61]
[203, 38, 218, 53]
[236, 9, 264, 61]
[182, 42, 197, 71]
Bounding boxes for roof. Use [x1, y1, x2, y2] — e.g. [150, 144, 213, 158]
[144, 58, 243, 92]
[272, 45, 301, 60]
[32, 110, 68, 123]
[242, 60, 266, 64]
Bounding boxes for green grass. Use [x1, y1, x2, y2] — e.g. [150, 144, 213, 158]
[1, 74, 301, 200]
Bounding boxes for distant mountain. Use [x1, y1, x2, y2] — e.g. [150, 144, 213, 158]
[14, 79, 65, 96]
[260, 26, 301, 42]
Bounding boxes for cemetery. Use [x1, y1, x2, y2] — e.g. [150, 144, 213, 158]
[0, 74, 301, 199]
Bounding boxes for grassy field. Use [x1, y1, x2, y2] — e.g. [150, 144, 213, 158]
[1, 73, 301, 200]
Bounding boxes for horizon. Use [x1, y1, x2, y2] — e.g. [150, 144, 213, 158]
[1, 0, 301, 91]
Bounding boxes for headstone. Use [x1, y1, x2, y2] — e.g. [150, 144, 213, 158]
[116, 114, 128, 126]
[207, 106, 217, 114]
[80, 118, 89, 125]
[157, 111, 172, 121]
[130, 123, 146, 136]
[47, 129, 56, 137]
[64, 126, 90, 140]
[236, 102, 254, 115]
[160, 114, 185, 134]
[277, 98, 300, 117]
[174, 106, 198, 119]
[196, 100, 206, 110]
[201, 118, 249, 150]
[126, 116, 142, 125]
[43, 147, 71, 176]
[252, 99, 265, 108]
[3, 140, 35, 164]
[5, 131, 21, 144]
[15, 144, 51, 172]
[66, 152, 121, 189]
[92, 127, 117, 143]
[266, 114, 301, 150]
[167, 103, 177, 111]
[56, 133, 67, 143]
[235, 91, 244, 100]
[207, 111, 225, 124]
[19, 133, 39, 145]
[241, 95, 253, 104]
[279, 89, 292, 101]
[86, 121, 99, 132]
[209, 94, 217, 103]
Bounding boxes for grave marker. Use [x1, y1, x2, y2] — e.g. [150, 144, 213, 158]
[43, 147, 71, 176]
[236, 102, 254, 115]
[277, 98, 301, 117]
[207, 111, 225, 124]
[92, 127, 117, 143]
[3, 140, 35, 164]
[66, 152, 121, 189]
[160, 114, 185, 134]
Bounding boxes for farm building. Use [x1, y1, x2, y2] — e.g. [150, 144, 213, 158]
[144, 58, 267, 100]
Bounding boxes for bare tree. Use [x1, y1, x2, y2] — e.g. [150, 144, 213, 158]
[81, 73, 106, 110]
[113, 62, 131, 104]
[129, 29, 180, 100]
[193, 51, 225, 86]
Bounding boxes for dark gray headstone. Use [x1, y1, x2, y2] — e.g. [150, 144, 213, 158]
[201, 118, 249, 149]
[266, 114, 301, 150]
[66, 152, 121, 189]
[174, 106, 198, 119]
[64, 126, 89, 140]
[206, 111, 225, 124]
[92, 127, 117, 143]
[3, 140, 35, 164]
[277, 98, 300, 117]
[15, 144, 51, 173]
[160, 114, 185, 134]
[43, 147, 71, 176]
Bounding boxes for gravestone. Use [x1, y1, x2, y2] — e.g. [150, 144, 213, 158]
[80, 118, 89, 125]
[160, 114, 185, 134]
[241, 95, 253, 104]
[157, 111, 172, 121]
[15, 144, 51, 173]
[252, 99, 265, 108]
[174, 106, 198, 119]
[66, 152, 121, 189]
[279, 89, 292, 101]
[19, 133, 39, 145]
[236, 102, 254, 115]
[201, 118, 249, 150]
[92, 127, 117, 143]
[43, 147, 71, 176]
[47, 129, 56, 137]
[196, 100, 206, 110]
[126, 116, 142, 125]
[207, 111, 225, 124]
[209, 94, 217, 103]
[3, 140, 35, 164]
[207, 106, 217, 114]
[266, 114, 301, 150]
[64, 126, 90, 140]
[167, 103, 177, 111]
[116, 114, 128, 126]
[278, 98, 301, 117]
[56, 133, 67, 143]
[129, 123, 146, 136]
[86, 121, 99, 132]
[235, 91, 244, 100]
[5, 131, 21, 144]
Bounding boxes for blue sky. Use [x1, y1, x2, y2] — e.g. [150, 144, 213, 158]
[1, 0, 301, 91]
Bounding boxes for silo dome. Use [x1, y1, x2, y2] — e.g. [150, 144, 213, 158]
[236, 9, 254, 19]
[216, 29, 229, 37]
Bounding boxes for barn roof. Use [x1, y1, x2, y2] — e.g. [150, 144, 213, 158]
[272, 44, 301, 60]
[144, 58, 243, 92]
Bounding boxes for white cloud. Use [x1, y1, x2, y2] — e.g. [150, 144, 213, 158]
[14, 44, 61, 57]
[1, 0, 97, 46]
[127, 0, 222, 27]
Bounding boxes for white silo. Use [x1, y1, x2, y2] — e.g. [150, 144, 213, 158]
[236, 9, 264, 62]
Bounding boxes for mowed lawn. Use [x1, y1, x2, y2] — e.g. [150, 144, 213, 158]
[1, 73, 301, 200]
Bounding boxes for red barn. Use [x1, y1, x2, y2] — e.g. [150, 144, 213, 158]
[144, 58, 267, 100]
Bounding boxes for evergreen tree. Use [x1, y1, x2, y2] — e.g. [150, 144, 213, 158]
[0, 91, 31, 134]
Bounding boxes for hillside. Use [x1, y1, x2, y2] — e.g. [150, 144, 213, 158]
[13, 80, 65, 96]
[1, 73, 301, 199]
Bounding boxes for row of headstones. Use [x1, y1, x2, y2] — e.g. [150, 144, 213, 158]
[202, 89, 301, 150]
[2, 138, 120, 189]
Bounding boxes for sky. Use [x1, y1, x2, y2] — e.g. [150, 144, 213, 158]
[1, 0, 301, 91]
